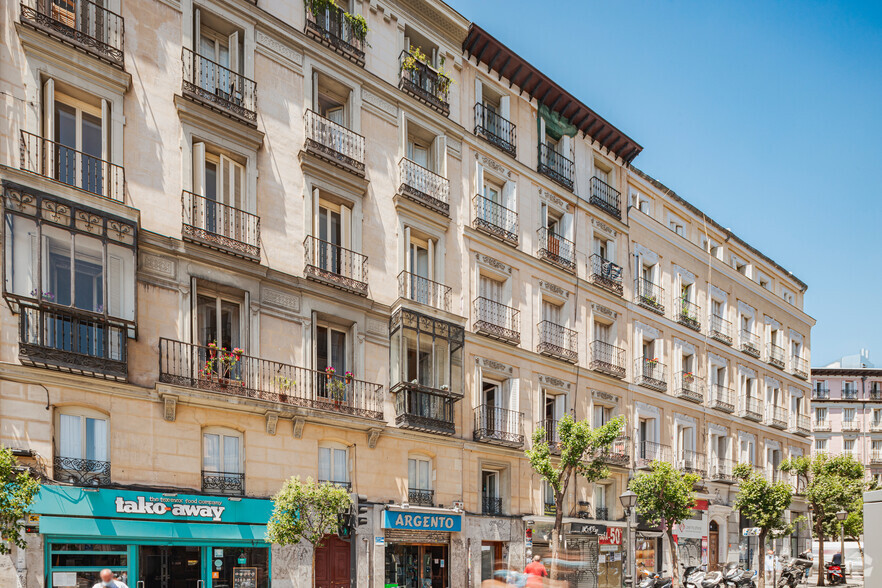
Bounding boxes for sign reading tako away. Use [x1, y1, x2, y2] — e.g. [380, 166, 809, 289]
[382, 510, 462, 532]
[115, 495, 226, 521]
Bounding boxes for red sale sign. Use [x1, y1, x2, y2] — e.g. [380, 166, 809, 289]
[599, 527, 623, 545]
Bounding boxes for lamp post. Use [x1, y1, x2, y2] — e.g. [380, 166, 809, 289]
[620, 489, 638, 588]
[836, 509, 848, 579]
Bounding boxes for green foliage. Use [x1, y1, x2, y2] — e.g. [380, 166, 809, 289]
[629, 460, 699, 531]
[0, 447, 40, 554]
[306, 0, 337, 16]
[733, 463, 794, 531]
[266, 476, 352, 548]
[344, 12, 368, 41]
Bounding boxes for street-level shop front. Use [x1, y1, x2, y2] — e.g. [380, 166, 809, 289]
[382, 508, 462, 588]
[528, 521, 623, 588]
[32, 485, 273, 588]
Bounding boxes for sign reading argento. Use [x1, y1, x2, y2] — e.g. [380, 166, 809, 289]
[115, 496, 226, 521]
[382, 510, 462, 532]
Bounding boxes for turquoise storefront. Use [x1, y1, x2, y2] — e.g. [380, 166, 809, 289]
[32, 485, 273, 588]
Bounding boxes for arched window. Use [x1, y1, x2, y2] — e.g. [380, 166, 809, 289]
[318, 442, 349, 488]
[54, 406, 110, 486]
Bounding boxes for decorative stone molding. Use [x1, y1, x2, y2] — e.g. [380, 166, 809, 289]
[789, 386, 803, 398]
[708, 352, 727, 366]
[673, 264, 696, 284]
[789, 329, 803, 344]
[765, 439, 780, 450]
[635, 321, 660, 340]
[446, 137, 462, 158]
[635, 401, 660, 416]
[674, 413, 696, 425]
[634, 243, 659, 264]
[477, 357, 513, 375]
[367, 319, 388, 336]
[591, 389, 618, 404]
[591, 303, 617, 321]
[256, 31, 304, 67]
[708, 422, 728, 436]
[764, 315, 781, 329]
[161, 394, 177, 422]
[765, 376, 781, 388]
[475, 152, 512, 179]
[368, 427, 382, 449]
[292, 416, 306, 439]
[476, 253, 511, 274]
[265, 411, 280, 436]
[141, 253, 175, 278]
[737, 301, 755, 317]
[709, 284, 728, 301]
[539, 375, 570, 391]
[673, 337, 696, 356]
[537, 186, 569, 212]
[262, 288, 300, 312]
[539, 280, 568, 298]
[738, 364, 756, 378]
[738, 431, 756, 441]
[362, 88, 398, 118]
[591, 218, 617, 238]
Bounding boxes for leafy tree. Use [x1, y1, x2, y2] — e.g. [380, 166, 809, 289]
[732, 463, 794, 588]
[0, 446, 40, 555]
[525, 414, 625, 579]
[266, 476, 353, 584]
[780, 454, 865, 586]
[841, 494, 864, 573]
[629, 460, 700, 588]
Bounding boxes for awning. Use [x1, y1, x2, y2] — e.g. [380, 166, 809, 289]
[39, 515, 268, 542]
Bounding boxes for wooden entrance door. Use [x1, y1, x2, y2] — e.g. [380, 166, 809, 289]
[708, 520, 719, 571]
[314, 534, 350, 588]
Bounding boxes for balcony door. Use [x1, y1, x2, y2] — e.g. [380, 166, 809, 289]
[316, 324, 346, 377]
[407, 139, 430, 169]
[196, 294, 241, 351]
[481, 470, 499, 512]
[196, 12, 241, 102]
[53, 97, 104, 195]
[542, 300, 561, 327]
[318, 203, 342, 275]
[408, 239, 431, 305]
[193, 143, 244, 236]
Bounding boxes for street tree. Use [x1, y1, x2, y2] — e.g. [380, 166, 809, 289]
[629, 460, 700, 588]
[525, 414, 625, 580]
[732, 463, 794, 588]
[0, 446, 40, 555]
[780, 453, 864, 586]
[266, 476, 353, 584]
[840, 492, 865, 573]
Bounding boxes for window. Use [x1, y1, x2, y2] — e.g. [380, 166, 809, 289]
[192, 142, 245, 214]
[637, 417, 656, 446]
[390, 309, 464, 394]
[593, 320, 612, 345]
[543, 481, 556, 513]
[815, 439, 827, 453]
[872, 440, 882, 452]
[57, 408, 109, 464]
[479, 274, 504, 304]
[314, 72, 350, 127]
[593, 405, 612, 427]
[630, 191, 651, 214]
[482, 470, 499, 500]
[815, 407, 827, 423]
[843, 408, 856, 423]
[408, 456, 431, 491]
[732, 256, 749, 277]
[843, 439, 855, 455]
[677, 424, 696, 456]
[594, 483, 609, 519]
[196, 292, 242, 350]
[544, 391, 566, 423]
[873, 409, 882, 424]
[739, 437, 755, 465]
[53, 94, 104, 194]
[318, 443, 348, 486]
[669, 219, 684, 236]
[316, 323, 346, 375]
[202, 428, 242, 475]
[542, 299, 563, 326]
[405, 120, 445, 175]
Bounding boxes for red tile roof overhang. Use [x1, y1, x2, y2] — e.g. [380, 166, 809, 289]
[463, 24, 642, 164]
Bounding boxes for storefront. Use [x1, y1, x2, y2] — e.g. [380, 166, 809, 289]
[528, 521, 610, 587]
[382, 508, 461, 588]
[674, 508, 708, 569]
[597, 526, 624, 588]
[32, 485, 273, 588]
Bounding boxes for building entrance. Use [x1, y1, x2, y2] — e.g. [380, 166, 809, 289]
[140, 545, 202, 588]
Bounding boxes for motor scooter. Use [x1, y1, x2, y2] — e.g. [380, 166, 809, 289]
[722, 563, 757, 588]
[683, 564, 706, 588]
[776, 550, 813, 588]
[825, 552, 845, 585]
[637, 569, 673, 588]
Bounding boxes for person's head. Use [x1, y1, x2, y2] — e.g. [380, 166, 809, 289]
[768, 549, 774, 555]
[99, 570, 114, 585]
[533, 555, 542, 563]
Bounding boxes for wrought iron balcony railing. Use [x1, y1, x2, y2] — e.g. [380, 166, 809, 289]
[392, 386, 456, 435]
[767, 405, 789, 430]
[841, 420, 861, 432]
[791, 355, 809, 379]
[739, 329, 761, 358]
[812, 387, 830, 400]
[304, 110, 365, 175]
[710, 384, 735, 413]
[19, 303, 128, 381]
[741, 397, 763, 422]
[813, 420, 831, 432]
[870, 451, 882, 465]
[843, 388, 859, 400]
[589, 255, 624, 296]
[304, 236, 369, 296]
[537, 419, 560, 453]
[473, 194, 519, 245]
[398, 158, 450, 215]
[636, 440, 671, 468]
[675, 372, 705, 403]
[398, 50, 450, 115]
[679, 450, 707, 476]
[159, 338, 384, 419]
[871, 421, 882, 432]
[590, 340, 626, 379]
[594, 506, 611, 521]
[537, 320, 578, 363]
[791, 413, 811, 436]
[636, 278, 665, 314]
[709, 314, 733, 345]
[597, 435, 630, 467]
[709, 458, 736, 483]
[54, 455, 111, 486]
[482, 496, 503, 515]
[474, 103, 516, 157]
[474, 404, 524, 447]
[635, 358, 667, 392]
[398, 271, 451, 312]
[319, 480, 352, 490]
[304, 3, 366, 66]
[182, 47, 256, 123]
[182, 190, 260, 258]
[871, 388, 882, 400]
[537, 143, 574, 190]
[408, 488, 434, 507]
[537, 227, 576, 272]
[766, 343, 786, 369]
[676, 297, 701, 331]
[473, 297, 520, 345]
[20, 130, 125, 202]
[202, 470, 245, 495]
[20, 0, 124, 66]
[589, 176, 621, 220]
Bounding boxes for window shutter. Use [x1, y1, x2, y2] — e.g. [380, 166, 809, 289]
[349, 321, 360, 377]
[561, 213, 573, 242]
[509, 377, 519, 415]
[310, 311, 318, 371]
[555, 394, 567, 419]
[219, 154, 232, 205]
[561, 134, 572, 159]
[190, 276, 198, 343]
[474, 78, 482, 108]
[101, 98, 110, 163]
[193, 8, 201, 50]
[474, 363, 482, 407]
[192, 142, 206, 196]
[502, 180, 516, 211]
[499, 95, 510, 122]
[427, 238, 435, 281]
[340, 204, 351, 250]
[540, 203, 548, 229]
[434, 135, 447, 176]
[475, 160, 484, 198]
[107, 254, 122, 317]
[43, 78, 55, 174]
[228, 31, 240, 74]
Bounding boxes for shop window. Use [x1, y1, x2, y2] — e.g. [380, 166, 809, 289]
[54, 407, 110, 486]
[385, 543, 447, 588]
[209, 546, 269, 588]
[480, 542, 504, 583]
[318, 442, 349, 487]
[202, 427, 243, 495]
[48, 543, 128, 588]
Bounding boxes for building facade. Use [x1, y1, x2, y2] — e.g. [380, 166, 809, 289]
[811, 350, 882, 486]
[0, 0, 813, 587]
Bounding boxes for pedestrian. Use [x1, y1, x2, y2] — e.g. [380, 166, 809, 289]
[525, 555, 548, 587]
[765, 549, 774, 585]
[93, 569, 129, 588]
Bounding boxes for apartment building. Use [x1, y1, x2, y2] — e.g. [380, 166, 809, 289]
[0, 0, 813, 587]
[811, 350, 882, 486]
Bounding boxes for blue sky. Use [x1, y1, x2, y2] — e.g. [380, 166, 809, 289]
[446, 0, 882, 366]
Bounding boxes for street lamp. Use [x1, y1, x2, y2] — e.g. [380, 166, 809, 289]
[620, 490, 638, 588]
[836, 509, 848, 578]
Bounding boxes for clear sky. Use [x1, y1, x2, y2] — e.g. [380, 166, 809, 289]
[445, 0, 882, 367]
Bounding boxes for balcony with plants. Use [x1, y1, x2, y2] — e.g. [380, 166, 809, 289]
[182, 47, 256, 124]
[473, 297, 520, 345]
[674, 371, 704, 404]
[739, 329, 761, 358]
[537, 227, 576, 272]
[709, 314, 733, 345]
[473, 194, 518, 246]
[304, 236, 368, 296]
[182, 190, 260, 259]
[304, 0, 367, 66]
[537, 143, 574, 190]
[474, 103, 516, 158]
[766, 343, 785, 370]
[20, 0, 125, 67]
[589, 176, 621, 220]
[589, 340, 626, 379]
[473, 405, 523, 447]
[589, 254, 623, 296]
[710, 384, 735, 413]
[635, 277, 665, 315]
[597, 435, 630, 467]
[399, 46, 451, 116]
[740, 396, 763, 422]
[398, 158, 450, 216]
[635, 357, 667, 392]
[676, 297, 701, 331]
[537, 320, 578, 364]
[304, 109, 366, 176]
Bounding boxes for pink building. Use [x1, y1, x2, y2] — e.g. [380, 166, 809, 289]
[811, 350, 882, 485]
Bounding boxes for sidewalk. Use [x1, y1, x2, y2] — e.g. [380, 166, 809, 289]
[805, 575, 863, 587]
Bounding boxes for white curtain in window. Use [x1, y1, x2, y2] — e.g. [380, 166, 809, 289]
[223, 435, 239, 473]
[60, 414, 82, 459]
[332, 448, 347, 482]
[318, 447, 331, 481]
[85, 417, 107, 462]
[203, 433, 220, 471]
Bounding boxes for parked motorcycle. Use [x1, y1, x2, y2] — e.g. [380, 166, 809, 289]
[776, 550, 813, 588]
[684, 564, 707, 588]
[825, 552, 845, 585]
[722, 563, 757, 588]
[700, 570, 725, 587]
[637, 569, 673, 588]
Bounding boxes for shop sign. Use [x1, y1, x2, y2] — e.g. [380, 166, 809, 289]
[570, 522, 607, 536]
[675, 518, 705, 540]
[382, 510, 461, 532]
[115, 496, 225, 521]
[742, 527, 761, 536]
[599, 527, 623, 546]
[693, 499, 709, 511]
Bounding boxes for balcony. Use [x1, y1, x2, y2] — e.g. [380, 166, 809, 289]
[709, 314, 733, 345]
[739, 330, 761, 358]
[636, 440, 671, 469]
[813, 387, 830, 400]
[710, 384, 735, 413]
[767, 406, 789, 430]
[474, 297, 520, 345]
[537, 419, 560, 453]
[791, 414, 811, 436]
[740, 397, 763, 422]
[304, 3, 366, 66]
[182, 47, 256, 124]
[482, 496, 503, 516]
[635, 358, 667, 392]
[841, 420, 861, 432]
[709, 458, 736, 483]
[474, 103, 516, 158]
[674, 372, 705, 404]
[398, 271, 451, 313]
[844, 388, 859, 400]
[202, 471, 245, 496]
[392, 386, 456, 436]
[473, 194, 519, 245]
[597, 435, 630, 467]
[870, 451, 882, 465]
[398, 49, 450, 116]
[536, 227, 576, 272]
[676, 298, 701, 331]
[303, 110, 365, 176]
[19, 304, 128, 381]
[537, 321, 578, 363]
[398, 158, 450, 216]
[594, 507, 611, 521]
[791, 355, 809, 380]
[182, 190, 260, 259]
[870, 421, 882, 432]
[408, 488, 434, 507]
[589, 255, 624, 296]
[589, 176, 621, 220]
[871, 389, 882, 401]
[319, 480, 352, 491]
[813, 420, 831, 432]
[635, 278, 665, 315]
[679, 450, 707, 477]
[590, 340, 626, 379]
[474, 405, 524, 447]
[158, 338, 384, 420]
[53, 456, 111, 486]
[766, 343, 786, 370]
[763, 468, 785, 485]
[20, 130, 125, 202]
[537, 143, 574, 190]
[20, 0, 124, 67]
[304, 236, 369, 296]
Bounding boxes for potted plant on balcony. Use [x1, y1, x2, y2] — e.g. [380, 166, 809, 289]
[199, 342, 244, 389]
[306, 0, 336, 19]
[325, 365, 336, 380]
[344, 371, 354, 384]
[328, 377, 347, 406]
[401, 46, 429, 74]
[344, 12, 368, 43]
[275, 376, 296, 403]
[683, 371, 695, 384]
